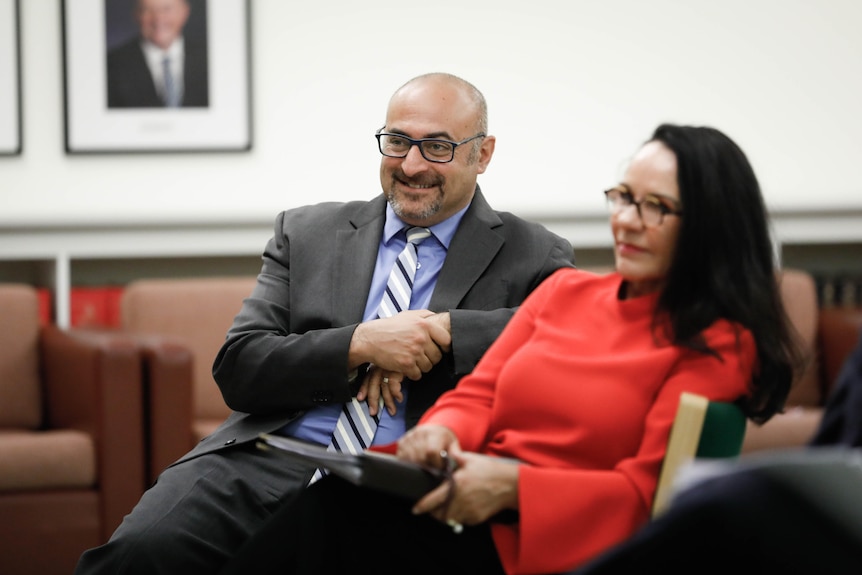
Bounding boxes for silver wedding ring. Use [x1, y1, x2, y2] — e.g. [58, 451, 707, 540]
[447, 519, 464, 534]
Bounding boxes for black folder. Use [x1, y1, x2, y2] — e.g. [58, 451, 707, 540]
[256, 433, 445, 501]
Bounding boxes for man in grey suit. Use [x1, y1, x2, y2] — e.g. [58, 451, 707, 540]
[75, 72, 575, 574]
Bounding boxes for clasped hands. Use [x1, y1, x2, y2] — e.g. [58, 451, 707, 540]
[350, 310, 451, 416]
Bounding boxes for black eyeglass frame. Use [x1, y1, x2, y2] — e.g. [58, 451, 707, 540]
[604, 188, 684, 228]
[375, 129, 486, 163]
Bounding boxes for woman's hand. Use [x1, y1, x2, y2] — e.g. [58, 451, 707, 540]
[398, 425, 520, 529]
[396, 424, 458, 466]
[413, 447, 520, 527]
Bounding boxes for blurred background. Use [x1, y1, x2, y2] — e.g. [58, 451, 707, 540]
[2, 0, 861, 324]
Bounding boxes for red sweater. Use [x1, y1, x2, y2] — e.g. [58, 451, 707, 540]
[420, 269, 755, 574]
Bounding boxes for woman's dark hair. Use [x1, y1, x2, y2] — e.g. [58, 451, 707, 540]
[649, 124, 802, 424]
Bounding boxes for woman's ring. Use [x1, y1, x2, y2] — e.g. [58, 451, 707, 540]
[382, 377, 389, 384]
[446, 519, 464, 534]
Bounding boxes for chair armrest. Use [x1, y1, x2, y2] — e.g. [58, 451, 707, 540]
[653, 393, 708, 517]
[741, 407, 823, 453]
[39, 325, 146, 538]
[653, 393, 744, 517]
[132, 335, 195, 484]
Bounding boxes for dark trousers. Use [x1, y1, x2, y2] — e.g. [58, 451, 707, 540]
[572, 451, 862, 575]
[75, 443, 312, 575]
[219, 474, 505, 575]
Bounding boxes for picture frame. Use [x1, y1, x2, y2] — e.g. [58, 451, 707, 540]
[0, 0, 21, 156]
[62, 0, 252, 154]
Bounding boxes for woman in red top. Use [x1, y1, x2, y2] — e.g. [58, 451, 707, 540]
[221, 125, 802, 575]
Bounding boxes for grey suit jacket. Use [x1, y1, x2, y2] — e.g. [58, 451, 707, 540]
[177, 188, 574, 465]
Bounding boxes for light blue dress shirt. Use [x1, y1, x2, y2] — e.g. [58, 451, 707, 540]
[281, 202, 468, 446]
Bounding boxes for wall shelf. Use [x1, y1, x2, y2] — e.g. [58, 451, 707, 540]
[2, 208, 861, 327]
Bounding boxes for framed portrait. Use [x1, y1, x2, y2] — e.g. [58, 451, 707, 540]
[0, 0, 21, 156]
[62, 0, 252, 153]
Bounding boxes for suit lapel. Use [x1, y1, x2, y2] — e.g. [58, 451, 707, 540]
[333, 197, 386, 325]
[132, 44, 161, 106]
[430, 188, 504, 311]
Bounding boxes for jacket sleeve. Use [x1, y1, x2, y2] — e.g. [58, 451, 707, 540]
[448, 228, 574, 375]
[213, 211, 361, 414]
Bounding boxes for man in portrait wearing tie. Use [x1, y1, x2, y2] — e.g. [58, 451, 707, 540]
[75, 72, 575, 574]
[105, 0, 208, 108]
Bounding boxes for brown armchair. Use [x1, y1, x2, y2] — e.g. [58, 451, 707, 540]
[119, 276, 257, 483]
[0, 284, 145, 575]
[742, 269, 862, 452]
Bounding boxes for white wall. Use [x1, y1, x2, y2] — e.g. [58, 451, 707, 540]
[4, 0, 862, 228]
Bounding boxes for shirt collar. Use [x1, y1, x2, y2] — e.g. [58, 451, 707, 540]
[382, 201, 470, 250]
[140, 36, 185, 61]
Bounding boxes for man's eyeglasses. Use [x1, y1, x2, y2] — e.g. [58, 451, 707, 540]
[604, 187, 683, 228]
[375, 130, 486, 163]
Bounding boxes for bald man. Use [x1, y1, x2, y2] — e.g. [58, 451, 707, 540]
[75, 72, 574, 574]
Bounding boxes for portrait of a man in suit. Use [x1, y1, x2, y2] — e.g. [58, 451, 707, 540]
[105, 0, 209, 109]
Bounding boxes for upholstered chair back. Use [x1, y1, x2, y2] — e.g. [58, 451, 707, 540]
[0, 284, 42, 430]
[121, 276, 257, 440]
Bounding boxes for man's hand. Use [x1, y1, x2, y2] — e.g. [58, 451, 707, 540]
[357, 366, 403, 416]
[349, 310, 452, 381]
[424, 311, 451, 340]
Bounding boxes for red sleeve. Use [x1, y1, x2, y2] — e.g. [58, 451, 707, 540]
[498, 324, 756, 574]
[418, 271, 563, 451]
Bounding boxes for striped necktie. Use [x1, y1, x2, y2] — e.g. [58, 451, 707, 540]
[309, 226, 432, 483]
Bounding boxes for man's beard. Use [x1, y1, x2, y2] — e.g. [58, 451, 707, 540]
[385, 175, 444, 221]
